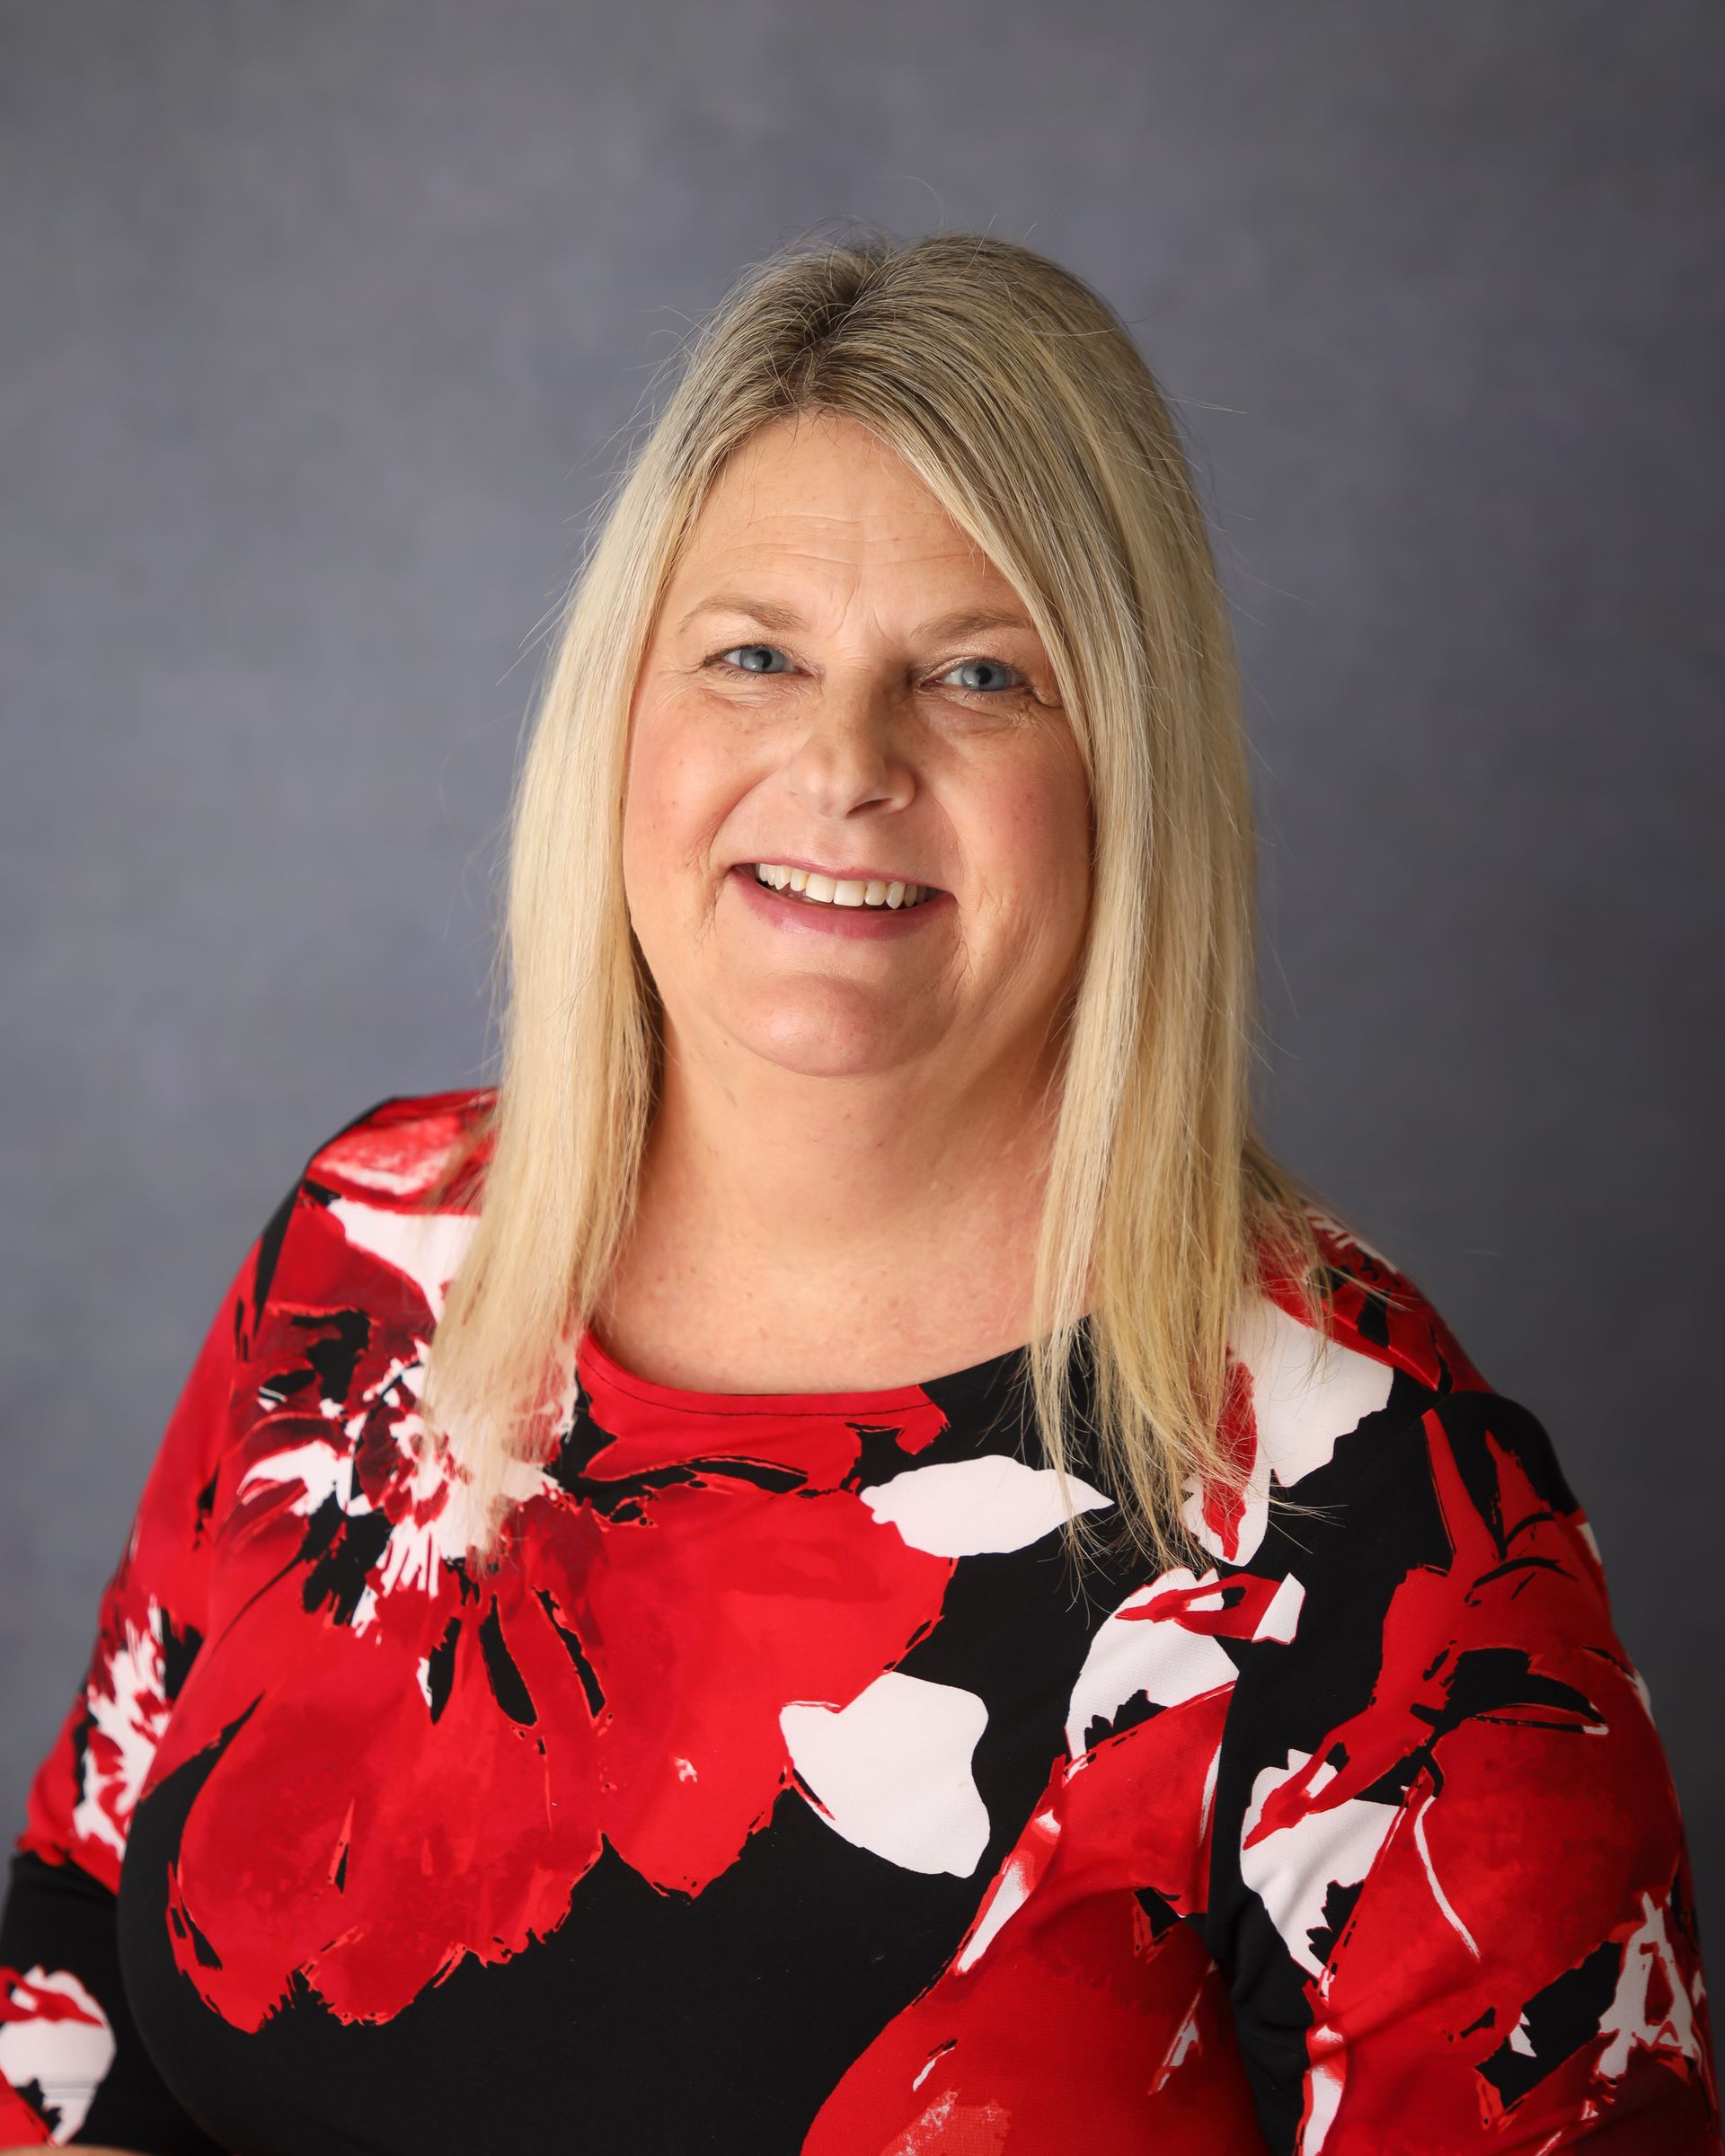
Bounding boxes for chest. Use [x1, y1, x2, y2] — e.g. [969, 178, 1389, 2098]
[110, 1288, 1254, 2150]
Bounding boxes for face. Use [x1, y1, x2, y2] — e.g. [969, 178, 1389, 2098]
[621, 411, 1092, 1098]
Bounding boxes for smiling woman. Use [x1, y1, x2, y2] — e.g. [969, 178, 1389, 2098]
[1, 229, 1718, 2155]
[600, 403, 1096, 1391]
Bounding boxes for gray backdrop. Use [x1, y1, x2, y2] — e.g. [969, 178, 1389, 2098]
[4, 0, 1721, 2037]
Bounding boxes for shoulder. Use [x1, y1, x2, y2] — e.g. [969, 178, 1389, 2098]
[1256, 1204, 1493, 1400]
[245, 1085, 498, 1324]
[1192, 1206, 1585, 1576]
[300, 1084, 498, 1206]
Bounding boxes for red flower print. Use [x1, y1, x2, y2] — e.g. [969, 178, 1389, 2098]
[136, 1184, 961, 2028]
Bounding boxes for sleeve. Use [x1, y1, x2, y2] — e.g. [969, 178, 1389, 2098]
[0, 1179, 300, 2152]
[1198, 1379, 1723, 2153]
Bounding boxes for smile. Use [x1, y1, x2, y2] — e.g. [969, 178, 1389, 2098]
[748, 862, 936, 909]
[728, 862, 951, 939]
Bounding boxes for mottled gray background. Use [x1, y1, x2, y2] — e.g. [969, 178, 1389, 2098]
[4, 0, 1721, 2035]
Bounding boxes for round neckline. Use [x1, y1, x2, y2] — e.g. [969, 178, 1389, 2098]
[575, 1321, 1036, 1417]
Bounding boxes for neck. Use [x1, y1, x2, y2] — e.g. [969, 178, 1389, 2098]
[597, 1020, 1067, 1383]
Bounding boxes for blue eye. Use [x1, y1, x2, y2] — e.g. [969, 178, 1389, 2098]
[719, 644, 791, 675]
[940, 658, 1024, 694]
[708, 645, 1026, 699]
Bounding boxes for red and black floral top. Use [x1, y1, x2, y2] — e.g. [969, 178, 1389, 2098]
[1, 1089, 1718, 2153]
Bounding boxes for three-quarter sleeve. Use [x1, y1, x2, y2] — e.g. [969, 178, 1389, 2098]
[0, 1181, 298, 2152]
[1199, 1378, 1721, 2152]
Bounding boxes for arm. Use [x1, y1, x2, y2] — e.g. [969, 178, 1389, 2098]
[1201, 1380, 1721, 2151]
[0, 1187, 297, 2154]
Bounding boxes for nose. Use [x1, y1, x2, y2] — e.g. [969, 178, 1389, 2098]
[780, 674, 916, 821]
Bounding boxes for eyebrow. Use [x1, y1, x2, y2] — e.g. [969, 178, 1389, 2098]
[674, 594, 1039, 643]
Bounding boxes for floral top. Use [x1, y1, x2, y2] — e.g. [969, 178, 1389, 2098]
[0, 1089, 1717, 2153]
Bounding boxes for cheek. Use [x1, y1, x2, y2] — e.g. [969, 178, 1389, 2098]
[972, 761, 1091, 932]
[624, 698, 730, 879]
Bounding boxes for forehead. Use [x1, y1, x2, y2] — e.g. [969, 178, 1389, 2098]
[676, 412, 1004, 584]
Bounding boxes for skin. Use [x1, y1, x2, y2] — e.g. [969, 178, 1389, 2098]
[596, 409, 1092, 1392]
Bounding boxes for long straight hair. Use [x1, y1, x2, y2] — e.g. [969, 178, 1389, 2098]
[416, 225, 1351, 1582]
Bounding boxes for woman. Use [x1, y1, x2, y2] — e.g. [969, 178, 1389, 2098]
[1, 231, 1716, 2154]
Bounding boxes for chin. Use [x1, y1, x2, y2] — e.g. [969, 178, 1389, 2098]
[743, 1000, 931, 1079]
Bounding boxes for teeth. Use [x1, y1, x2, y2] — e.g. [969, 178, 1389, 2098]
[752, 862, 928, 908]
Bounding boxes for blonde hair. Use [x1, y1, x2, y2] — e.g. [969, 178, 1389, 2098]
[417, 223, 1356, 1583]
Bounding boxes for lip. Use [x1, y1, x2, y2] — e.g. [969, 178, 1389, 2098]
[731, 855, 946, 895]
[728, 862, 951, 939]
